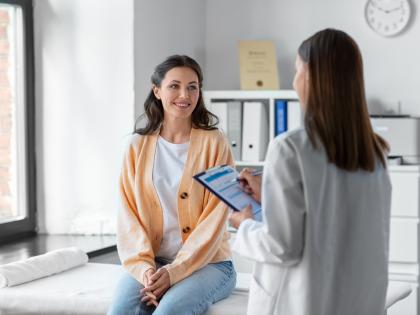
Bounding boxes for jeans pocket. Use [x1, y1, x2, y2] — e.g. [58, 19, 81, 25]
[209, 261, 237, 303]
[211, 260, 235, 277]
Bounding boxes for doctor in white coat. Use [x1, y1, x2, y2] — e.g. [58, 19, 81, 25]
[229, 28, 392, 315]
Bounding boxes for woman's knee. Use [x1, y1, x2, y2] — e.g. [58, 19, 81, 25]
[154, 298, 201, 315]
[107, 273, 150, 315]
[154, 262, 236, 315]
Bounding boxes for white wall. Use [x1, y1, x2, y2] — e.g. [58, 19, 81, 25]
[134, 0, 206, 118]
[34, 0, 134, 234]
[204, 0, 420, 115]
[32, 0, 418, 234]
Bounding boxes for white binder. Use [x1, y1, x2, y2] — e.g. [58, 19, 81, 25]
[241, 101, 268, 161]
[287, 101, 303, 131]
[227, 101, 242, 160]
[209, 101, 243, 160]
[208, 102, 228, 133]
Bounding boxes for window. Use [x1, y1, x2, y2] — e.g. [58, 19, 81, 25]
[0, 0, 35, 240]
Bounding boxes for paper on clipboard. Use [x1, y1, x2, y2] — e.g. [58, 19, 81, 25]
[193, 165, 262, 221]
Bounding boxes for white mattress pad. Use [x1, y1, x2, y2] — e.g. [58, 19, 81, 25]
[0, 263, 411, 315]
[0, 263, 249, 315]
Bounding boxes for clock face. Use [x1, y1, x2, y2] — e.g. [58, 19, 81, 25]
[365, 0, 411, 37]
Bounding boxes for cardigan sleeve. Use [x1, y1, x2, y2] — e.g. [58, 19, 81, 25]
[164, 135, 234, 285]
[117, 140, 156, 285]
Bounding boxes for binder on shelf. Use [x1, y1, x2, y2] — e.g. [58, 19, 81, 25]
[287, 101, 303, 132]
[274, 100, 303, 136]
[275, 100, 287, 135]
[208, 102, 228, 133]
[242, 101, 268, 162]
[208, 101, 243, 160]
[227, 101, 242, 161]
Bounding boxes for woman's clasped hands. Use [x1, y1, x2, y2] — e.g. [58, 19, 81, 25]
[140, 267, 171, 307]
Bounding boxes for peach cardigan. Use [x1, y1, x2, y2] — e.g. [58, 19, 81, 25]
[117, 128, 233, 285]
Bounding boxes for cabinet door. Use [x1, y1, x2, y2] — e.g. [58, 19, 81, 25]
[390, 173, 420, 217]
[387, 282, 417, 315]
[389, 219, 418, 263]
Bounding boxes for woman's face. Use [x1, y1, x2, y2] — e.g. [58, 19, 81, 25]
[292, 55, 309, 111]
[153, 66, 200, 122]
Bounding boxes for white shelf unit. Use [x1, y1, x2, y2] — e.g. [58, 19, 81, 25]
[203, 90, 300, 167]
[387, 164, 420, 315]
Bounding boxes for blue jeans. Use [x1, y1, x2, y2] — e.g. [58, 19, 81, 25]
[107, 260, 236, 315]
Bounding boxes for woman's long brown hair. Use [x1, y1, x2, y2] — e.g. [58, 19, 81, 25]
[134, 55, 218, 135]
[298, 29, 389, 171]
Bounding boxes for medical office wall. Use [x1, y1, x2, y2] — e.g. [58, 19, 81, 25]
[32, 0, 418, 234]
[34, 0, 134, 234]
[134, 0, 206, 119]
[34, 0, 205, 235]
[204, 0, 420, 116]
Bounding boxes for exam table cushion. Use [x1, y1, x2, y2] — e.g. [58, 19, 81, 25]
[0, 263, 412, 315]
[0, 263, 249, 315]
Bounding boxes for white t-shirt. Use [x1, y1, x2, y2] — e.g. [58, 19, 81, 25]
[152, 136, 189, 260]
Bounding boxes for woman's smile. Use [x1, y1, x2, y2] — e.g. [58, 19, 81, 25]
[172, 100, 191, 109]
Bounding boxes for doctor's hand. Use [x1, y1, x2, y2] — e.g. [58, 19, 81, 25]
[238, 168, 262, 203]
[141, 267, 170, 302]
[229, 204, 254, 229]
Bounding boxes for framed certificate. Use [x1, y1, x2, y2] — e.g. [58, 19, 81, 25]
[238, 40, 280, 90]
[194, 165, 262, 221]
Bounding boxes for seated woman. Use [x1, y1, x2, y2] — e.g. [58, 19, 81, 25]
[108, 55, 236, 315]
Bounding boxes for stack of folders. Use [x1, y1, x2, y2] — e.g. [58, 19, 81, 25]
[208, 101, 269, 162]
[208, 101, 242, 160]
[274, 100, 303, 136]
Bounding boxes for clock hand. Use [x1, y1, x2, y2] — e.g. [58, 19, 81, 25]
[370, 0, 403, 13]
[386, 3, 403, 13]
[370, 1, 387, 13]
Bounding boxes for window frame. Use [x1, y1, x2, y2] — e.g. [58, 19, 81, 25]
[0, 0, 36, 242]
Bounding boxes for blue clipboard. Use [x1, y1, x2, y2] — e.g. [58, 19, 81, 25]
[193, 165, 262, 221]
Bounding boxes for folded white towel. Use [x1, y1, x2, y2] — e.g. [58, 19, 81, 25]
[0, 247, 88, 288]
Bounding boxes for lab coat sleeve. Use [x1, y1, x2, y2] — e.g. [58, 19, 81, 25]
[233, 136, 306, 266]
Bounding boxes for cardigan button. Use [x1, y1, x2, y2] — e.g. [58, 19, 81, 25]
[180, 192, 188, 199]
[182, 226, 191, 233]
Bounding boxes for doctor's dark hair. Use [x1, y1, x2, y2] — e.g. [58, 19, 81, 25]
[134, 55, 218, 135]
[298, 29, 389, 171]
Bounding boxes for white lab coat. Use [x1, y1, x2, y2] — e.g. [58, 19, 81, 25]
[234, 128, 391, 315]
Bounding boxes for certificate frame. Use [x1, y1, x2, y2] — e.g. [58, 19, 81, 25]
[238, 40, 280, 90]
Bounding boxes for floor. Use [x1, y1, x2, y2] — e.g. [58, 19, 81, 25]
[0, 234, 119, 265]
[89, 250, 120, 264]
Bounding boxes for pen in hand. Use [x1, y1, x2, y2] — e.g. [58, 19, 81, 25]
[233, 170, 263, 182]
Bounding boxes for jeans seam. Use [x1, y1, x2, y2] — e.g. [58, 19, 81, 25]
[191, 264, 236, 315]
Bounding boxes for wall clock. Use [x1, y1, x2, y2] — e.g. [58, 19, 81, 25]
[365, 0, 411, 37]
